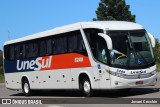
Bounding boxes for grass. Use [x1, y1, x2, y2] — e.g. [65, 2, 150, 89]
[0, 52, 3, 83]
[0, 66, 4, 83]
[157, 63, 160, 72]
[0, 74, 4, 83]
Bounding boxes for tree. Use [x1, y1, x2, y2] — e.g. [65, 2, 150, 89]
[93, 0, 136, 22]
[154, 39, 160, 64]
[0, 50, 2, 66]
[0, 50, 3, 75]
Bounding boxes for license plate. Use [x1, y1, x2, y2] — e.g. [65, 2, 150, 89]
[136, 81, 143, 85]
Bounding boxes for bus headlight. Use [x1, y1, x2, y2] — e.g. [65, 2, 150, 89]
[150, 70, 156, 75]
[117, 73, 123, 77]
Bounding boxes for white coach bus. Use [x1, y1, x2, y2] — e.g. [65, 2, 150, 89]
[3, 21, 157, 96]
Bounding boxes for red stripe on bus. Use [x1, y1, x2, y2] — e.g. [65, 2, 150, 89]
[40, 53, 91, 70]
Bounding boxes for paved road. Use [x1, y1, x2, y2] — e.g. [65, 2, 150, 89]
[0, 73, 160, 107]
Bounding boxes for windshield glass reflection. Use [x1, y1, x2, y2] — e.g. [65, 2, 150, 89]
[108, 30, 155, 69]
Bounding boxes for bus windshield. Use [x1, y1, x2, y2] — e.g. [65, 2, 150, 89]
[108, 30, 155, 69]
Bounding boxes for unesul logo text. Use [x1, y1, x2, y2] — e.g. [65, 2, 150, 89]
[17, 56, 52, 71]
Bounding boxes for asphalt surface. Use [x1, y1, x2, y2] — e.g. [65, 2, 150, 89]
[0, 73, 160, 107]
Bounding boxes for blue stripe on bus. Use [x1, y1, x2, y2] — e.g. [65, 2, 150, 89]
[4, 58, 37, 73]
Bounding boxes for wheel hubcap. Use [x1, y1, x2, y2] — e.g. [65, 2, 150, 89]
[24, 83, 29, 93]
[83, 81, 90, 93]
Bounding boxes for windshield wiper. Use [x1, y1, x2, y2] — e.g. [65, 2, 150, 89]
[125, 40, 131, 69]
[127, 33, 138, 66]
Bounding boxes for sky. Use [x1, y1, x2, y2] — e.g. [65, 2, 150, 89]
[0, 0, 160, 50]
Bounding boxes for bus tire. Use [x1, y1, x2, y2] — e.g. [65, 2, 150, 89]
[81, 78, 92, 97]
[22, 79, 32, 96]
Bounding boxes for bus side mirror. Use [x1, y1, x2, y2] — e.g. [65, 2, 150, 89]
[147, 32, 155, 48]
[98, 33, 113, 50]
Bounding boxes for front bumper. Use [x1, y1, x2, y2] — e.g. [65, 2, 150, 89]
[110, 74, 157, 89]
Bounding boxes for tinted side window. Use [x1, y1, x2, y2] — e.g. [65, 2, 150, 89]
[53, 36, 67, 54]
[4, 30, 87, 60]
[46, 38, 53, 55]
[68, 31, 87, 55]
[40, 40, 46, 56]
[10, 45, 15, 60]
[26, 43, 31, 58]
[4, 45, 10, 60]
[21, 44, 26, 59]
[84, 29, 108, 64]
[26, 41, 38, 58]
[32, 42, 38, 57]
[14, 45, 21, 59]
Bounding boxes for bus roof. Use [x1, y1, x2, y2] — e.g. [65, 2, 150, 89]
[4, 21, 144, 45]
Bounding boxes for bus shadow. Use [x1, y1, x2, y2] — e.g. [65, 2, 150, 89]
[10, 87, 160, 98]
[93, 88, 160, 98]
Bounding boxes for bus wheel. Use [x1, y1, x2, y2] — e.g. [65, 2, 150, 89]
[22, 79, 32, 96]
[81, 78, 92, 97]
